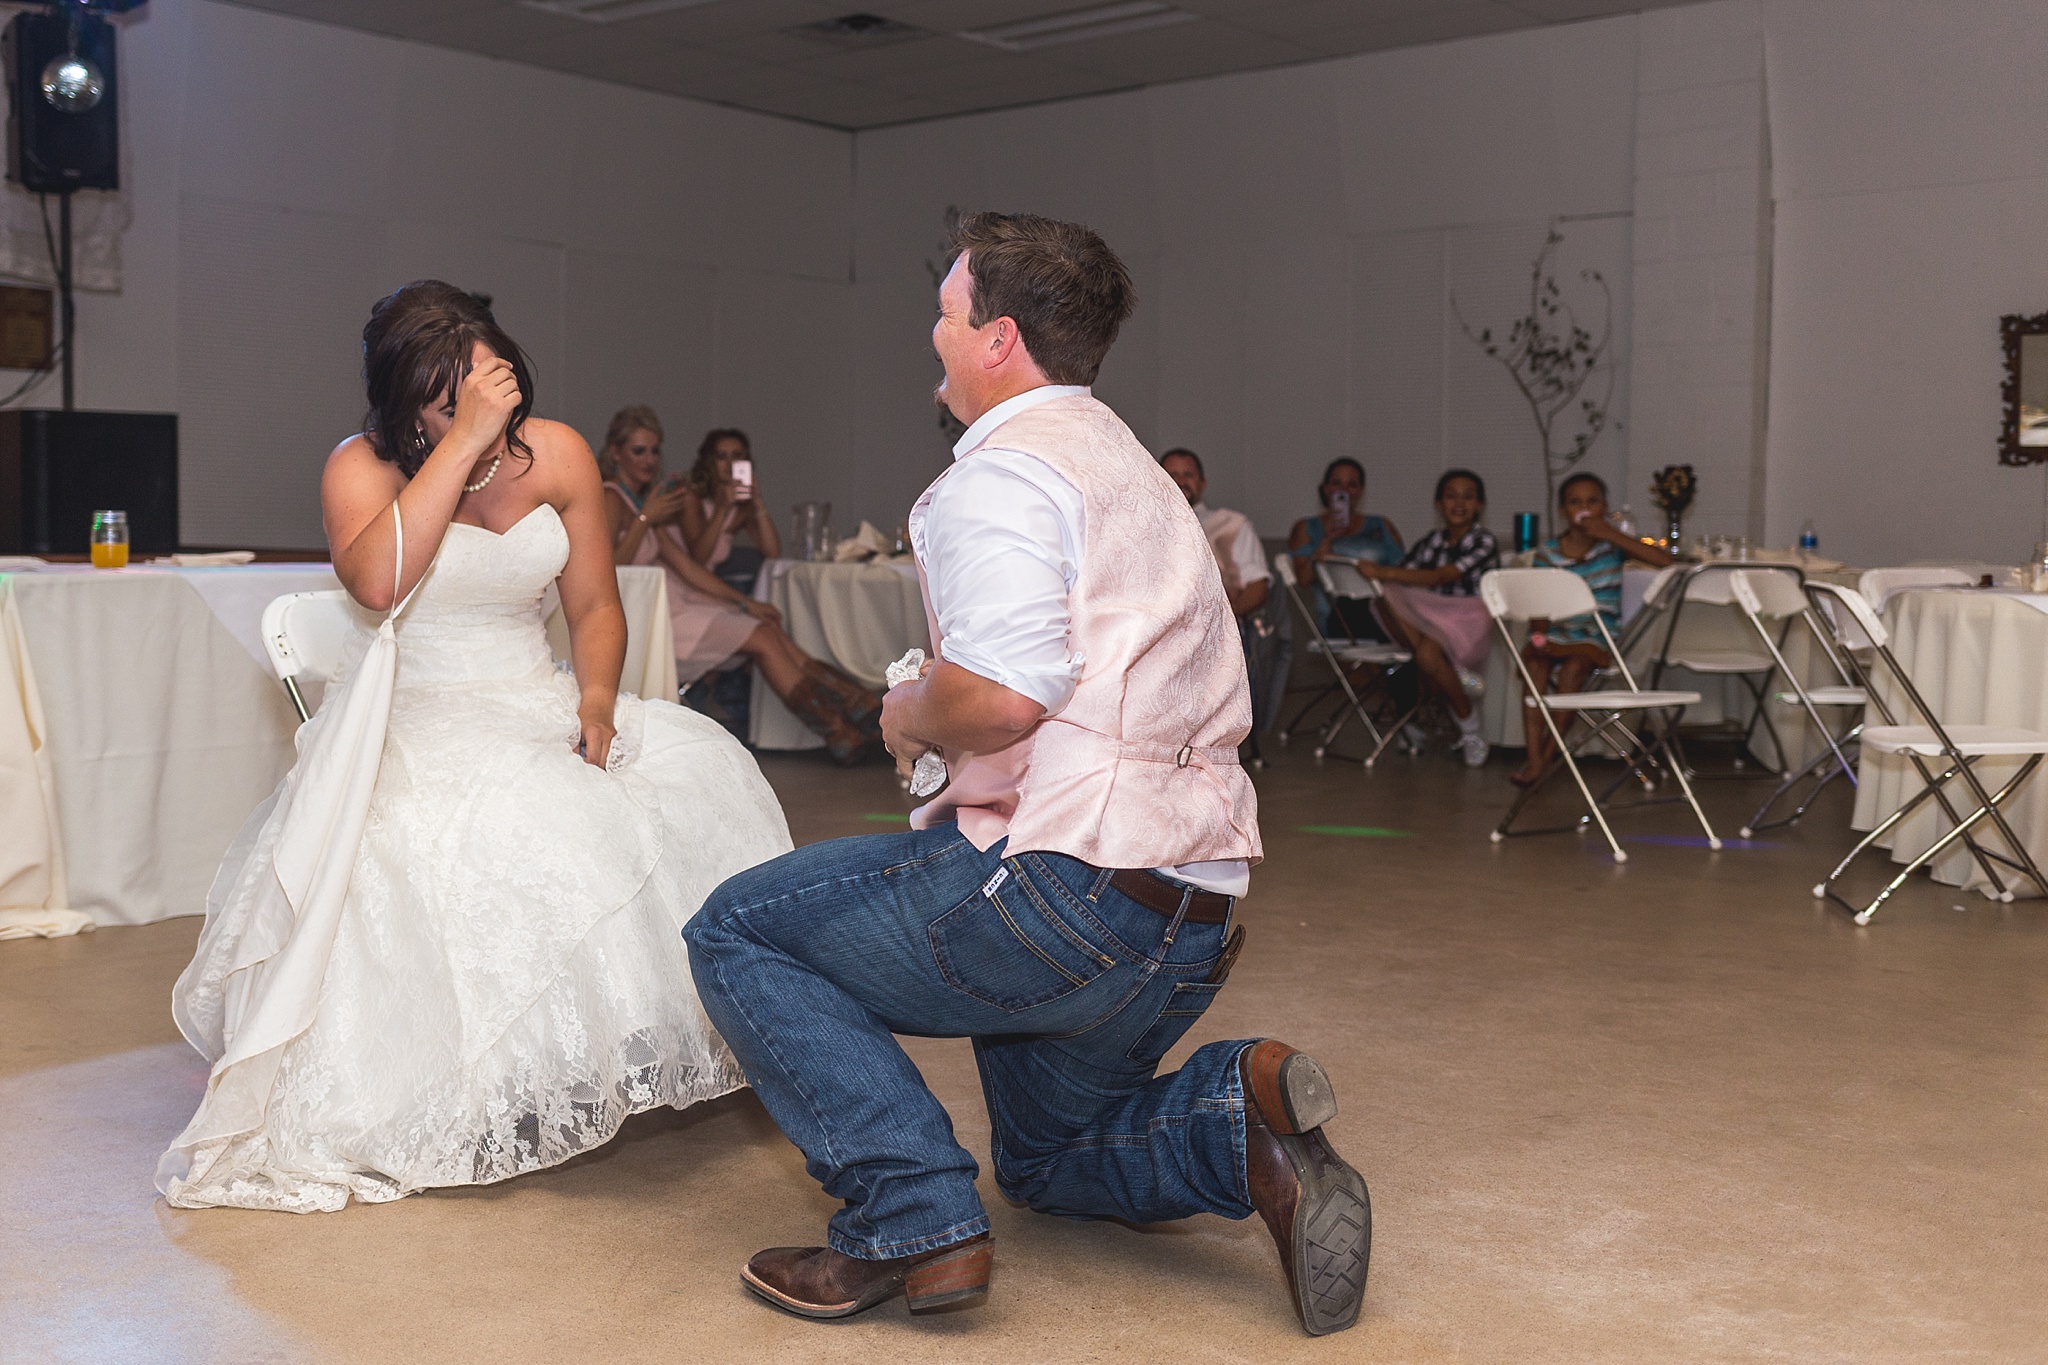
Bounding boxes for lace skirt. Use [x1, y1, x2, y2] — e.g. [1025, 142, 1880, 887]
[158, 670, 792, 1212]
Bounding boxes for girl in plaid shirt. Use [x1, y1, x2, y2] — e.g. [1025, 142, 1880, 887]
[1352, 470, 1499, 766]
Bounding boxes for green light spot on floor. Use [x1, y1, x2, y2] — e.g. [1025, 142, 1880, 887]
[1298, 824, 1412, 838]
[864, 813, 912, 823]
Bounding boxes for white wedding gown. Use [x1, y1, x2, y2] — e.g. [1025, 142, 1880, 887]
[157, 503, 791, 1213]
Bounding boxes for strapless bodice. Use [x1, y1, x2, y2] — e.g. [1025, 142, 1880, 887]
[389, 503, 568, 688]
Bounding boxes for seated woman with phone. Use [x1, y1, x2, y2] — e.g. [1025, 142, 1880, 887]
[600, 407, 882, 764]
[679, 428, 781, 571]
[1286, 457, 1405, 641]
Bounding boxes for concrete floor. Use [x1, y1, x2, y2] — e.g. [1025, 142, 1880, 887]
[5, 743, 2046, 1364]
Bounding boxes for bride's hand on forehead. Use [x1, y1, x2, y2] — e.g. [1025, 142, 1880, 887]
[448, 356, 520, 460]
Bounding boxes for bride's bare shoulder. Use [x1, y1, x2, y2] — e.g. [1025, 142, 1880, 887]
[524, 417, 595, 466]
[323, 433, 401, 492]
[522, 419, 602, 499]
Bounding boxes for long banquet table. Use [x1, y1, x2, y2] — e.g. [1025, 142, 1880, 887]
[1850, 587, 2048, 898]
[750, 557, 929, 751]
[0, 562, 675, 932]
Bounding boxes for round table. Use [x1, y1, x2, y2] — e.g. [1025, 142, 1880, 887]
[749, 558, 929, 751]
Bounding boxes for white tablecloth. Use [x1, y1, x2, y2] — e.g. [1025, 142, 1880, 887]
[750, 558, 927, 751]
[0, 562, 676, 930]
[1850, 589, 2048, 898]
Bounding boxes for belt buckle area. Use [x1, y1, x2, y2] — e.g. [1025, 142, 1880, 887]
[1175, 744, 1194, 768]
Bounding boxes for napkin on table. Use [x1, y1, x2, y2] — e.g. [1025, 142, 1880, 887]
[0, 556, 49, 572]
[832, 521, 893, 563]
[153, 551, 257, 566]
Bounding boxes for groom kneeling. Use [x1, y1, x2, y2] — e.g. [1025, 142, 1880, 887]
[684, 211, 1369, 1336]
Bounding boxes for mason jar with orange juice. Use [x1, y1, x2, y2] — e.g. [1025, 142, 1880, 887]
[90, 510, 129, 569]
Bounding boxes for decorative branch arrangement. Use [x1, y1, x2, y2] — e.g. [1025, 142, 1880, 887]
[1454, 225, 1617, 534]
[924, 205, 967, 443]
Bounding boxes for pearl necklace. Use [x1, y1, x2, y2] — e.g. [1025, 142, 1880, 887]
[464, 452, 503, 494]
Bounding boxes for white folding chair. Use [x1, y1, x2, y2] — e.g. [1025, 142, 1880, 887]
[1805, 581, 2048, 923]
[1727, 569, 1865, 837]
[1856, 566, 1972, 612]
[1481, 567, 1720, 861]
[260, 590, 360, 722]
[1272, 552, 1417, 768]
[1643, 564, 1805, 774]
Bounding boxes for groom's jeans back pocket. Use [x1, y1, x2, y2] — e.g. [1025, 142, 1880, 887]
[929, 863, 1116, 1013]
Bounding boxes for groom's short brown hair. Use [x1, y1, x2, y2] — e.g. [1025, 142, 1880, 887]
[950, 212, 1135, 386]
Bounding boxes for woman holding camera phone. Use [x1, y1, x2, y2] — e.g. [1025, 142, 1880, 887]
[1286, 457, 1405, 640]
[680, 428, 781, 570]
[600, 408, 881, 764]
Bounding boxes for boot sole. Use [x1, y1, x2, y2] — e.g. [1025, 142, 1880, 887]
[1249, 1047, 1340, 1136]
[1281, 1127, 1371, 1336]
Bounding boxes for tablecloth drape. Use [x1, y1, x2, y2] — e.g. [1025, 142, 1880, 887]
[0, 563, 677, 932]
[1850, 590, 2048, 898]
[749, 559, 929, 751]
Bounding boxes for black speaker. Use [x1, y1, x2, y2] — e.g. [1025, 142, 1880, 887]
[0, 409, 177, 554]
[4, 9, 118, 193]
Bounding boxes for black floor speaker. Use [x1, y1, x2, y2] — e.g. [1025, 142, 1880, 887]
[0, 409, 178, 555]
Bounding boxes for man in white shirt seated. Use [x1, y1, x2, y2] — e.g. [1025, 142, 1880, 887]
[1161, 447, 1270, 621]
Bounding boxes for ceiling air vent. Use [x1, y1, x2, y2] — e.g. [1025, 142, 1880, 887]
[521, 0, 723, 22]
[791, 13, 927, 48]
[958, 2, 1198, 52]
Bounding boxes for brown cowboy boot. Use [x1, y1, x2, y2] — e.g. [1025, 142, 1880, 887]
[742, 1233, 993, 1319]
[785, 672, 884, 766]
[804, 659, 884, 733]
[1241, 1041, 1370, 1335]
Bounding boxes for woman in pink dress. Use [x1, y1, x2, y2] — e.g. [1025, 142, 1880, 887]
[599, 407, 881, 764]
[678, 427, 781, 570]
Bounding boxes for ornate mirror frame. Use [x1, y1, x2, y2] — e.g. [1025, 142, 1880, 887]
[2000, 311, 2048, 465]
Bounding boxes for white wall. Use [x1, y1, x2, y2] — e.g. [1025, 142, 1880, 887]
[849, 18, 1646, 547]
[1761, 0, 2048, 567]
[2, 0, 853, 549]
[11, 0, 2045, 565]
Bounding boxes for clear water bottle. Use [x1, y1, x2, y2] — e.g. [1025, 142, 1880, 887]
[1799, 519, 1819, 557]
[1615, 504, 1637, 538]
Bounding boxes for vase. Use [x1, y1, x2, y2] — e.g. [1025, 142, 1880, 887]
[1665, 511, 1683, 552]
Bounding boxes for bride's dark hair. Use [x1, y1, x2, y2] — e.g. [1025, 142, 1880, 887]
[362, 280, 536, 477]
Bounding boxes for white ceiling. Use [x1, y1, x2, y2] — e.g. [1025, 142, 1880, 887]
[221, 0, 1699, 130]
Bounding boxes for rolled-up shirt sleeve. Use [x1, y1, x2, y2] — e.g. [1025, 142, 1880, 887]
[922, 454, 1083, 716]
[1231, 519, 1271, 586]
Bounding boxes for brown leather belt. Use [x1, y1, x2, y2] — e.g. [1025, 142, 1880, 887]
[1107, 868, 1233, 924]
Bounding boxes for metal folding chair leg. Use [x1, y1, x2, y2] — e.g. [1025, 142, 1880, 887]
[1817, 755, 2047, 924]
[1742, 737, 1857, 838]
[1492, 704, 1632, 860]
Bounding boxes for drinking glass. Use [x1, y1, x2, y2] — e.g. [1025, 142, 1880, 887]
[90, 509, 129, 569]
[2031, 541, 2048, 593]
[791, 502, 832, 562]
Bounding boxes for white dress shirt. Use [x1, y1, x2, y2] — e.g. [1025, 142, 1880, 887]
[909, 384, 1249, 898]
[1193, 502, 1271, 593]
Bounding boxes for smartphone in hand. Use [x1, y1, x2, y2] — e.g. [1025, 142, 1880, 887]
[730, 458, 754, 501]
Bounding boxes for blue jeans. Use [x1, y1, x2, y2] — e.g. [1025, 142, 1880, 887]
[684, 822, 1257, 1260]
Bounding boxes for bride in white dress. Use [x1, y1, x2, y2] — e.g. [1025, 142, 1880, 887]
[157, 281, 791, 1213]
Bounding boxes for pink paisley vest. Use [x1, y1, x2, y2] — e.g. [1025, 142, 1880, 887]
[910, 394, 1263, 870]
